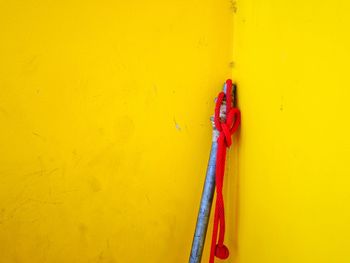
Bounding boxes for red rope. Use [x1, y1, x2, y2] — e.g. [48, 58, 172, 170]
[209, 79, 241, 263]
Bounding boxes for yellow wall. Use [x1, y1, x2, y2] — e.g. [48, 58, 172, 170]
[1, 0, 350, 263]
[0, 0, 233, 262]
[233, 0, 350, 262]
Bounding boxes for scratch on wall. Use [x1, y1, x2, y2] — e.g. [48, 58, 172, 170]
[173, 118, 181, 131]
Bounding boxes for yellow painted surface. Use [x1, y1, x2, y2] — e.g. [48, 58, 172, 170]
[0, 0, 233, 262]
[1, 0, 350, 262]
[233, 0, 350, 262]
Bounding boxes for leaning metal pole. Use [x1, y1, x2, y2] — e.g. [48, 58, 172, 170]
[189, 83, 229, 263]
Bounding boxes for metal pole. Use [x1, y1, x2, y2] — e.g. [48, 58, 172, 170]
[189, 83, 231, 263]
[189, 95, 228, 262]
[189, 127, 218, 263]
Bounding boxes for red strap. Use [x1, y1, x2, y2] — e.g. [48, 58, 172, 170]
[209, 79, 241, 263]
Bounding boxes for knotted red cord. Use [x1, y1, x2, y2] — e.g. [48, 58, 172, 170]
[209, 79, 241, 263]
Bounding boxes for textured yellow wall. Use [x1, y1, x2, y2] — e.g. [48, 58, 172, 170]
[0, 1, 234, 262]
[2, 0, 350, 263]
[233, 0, 350, 262]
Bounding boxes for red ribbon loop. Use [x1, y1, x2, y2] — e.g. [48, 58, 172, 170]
[209, 79, 241, 263]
